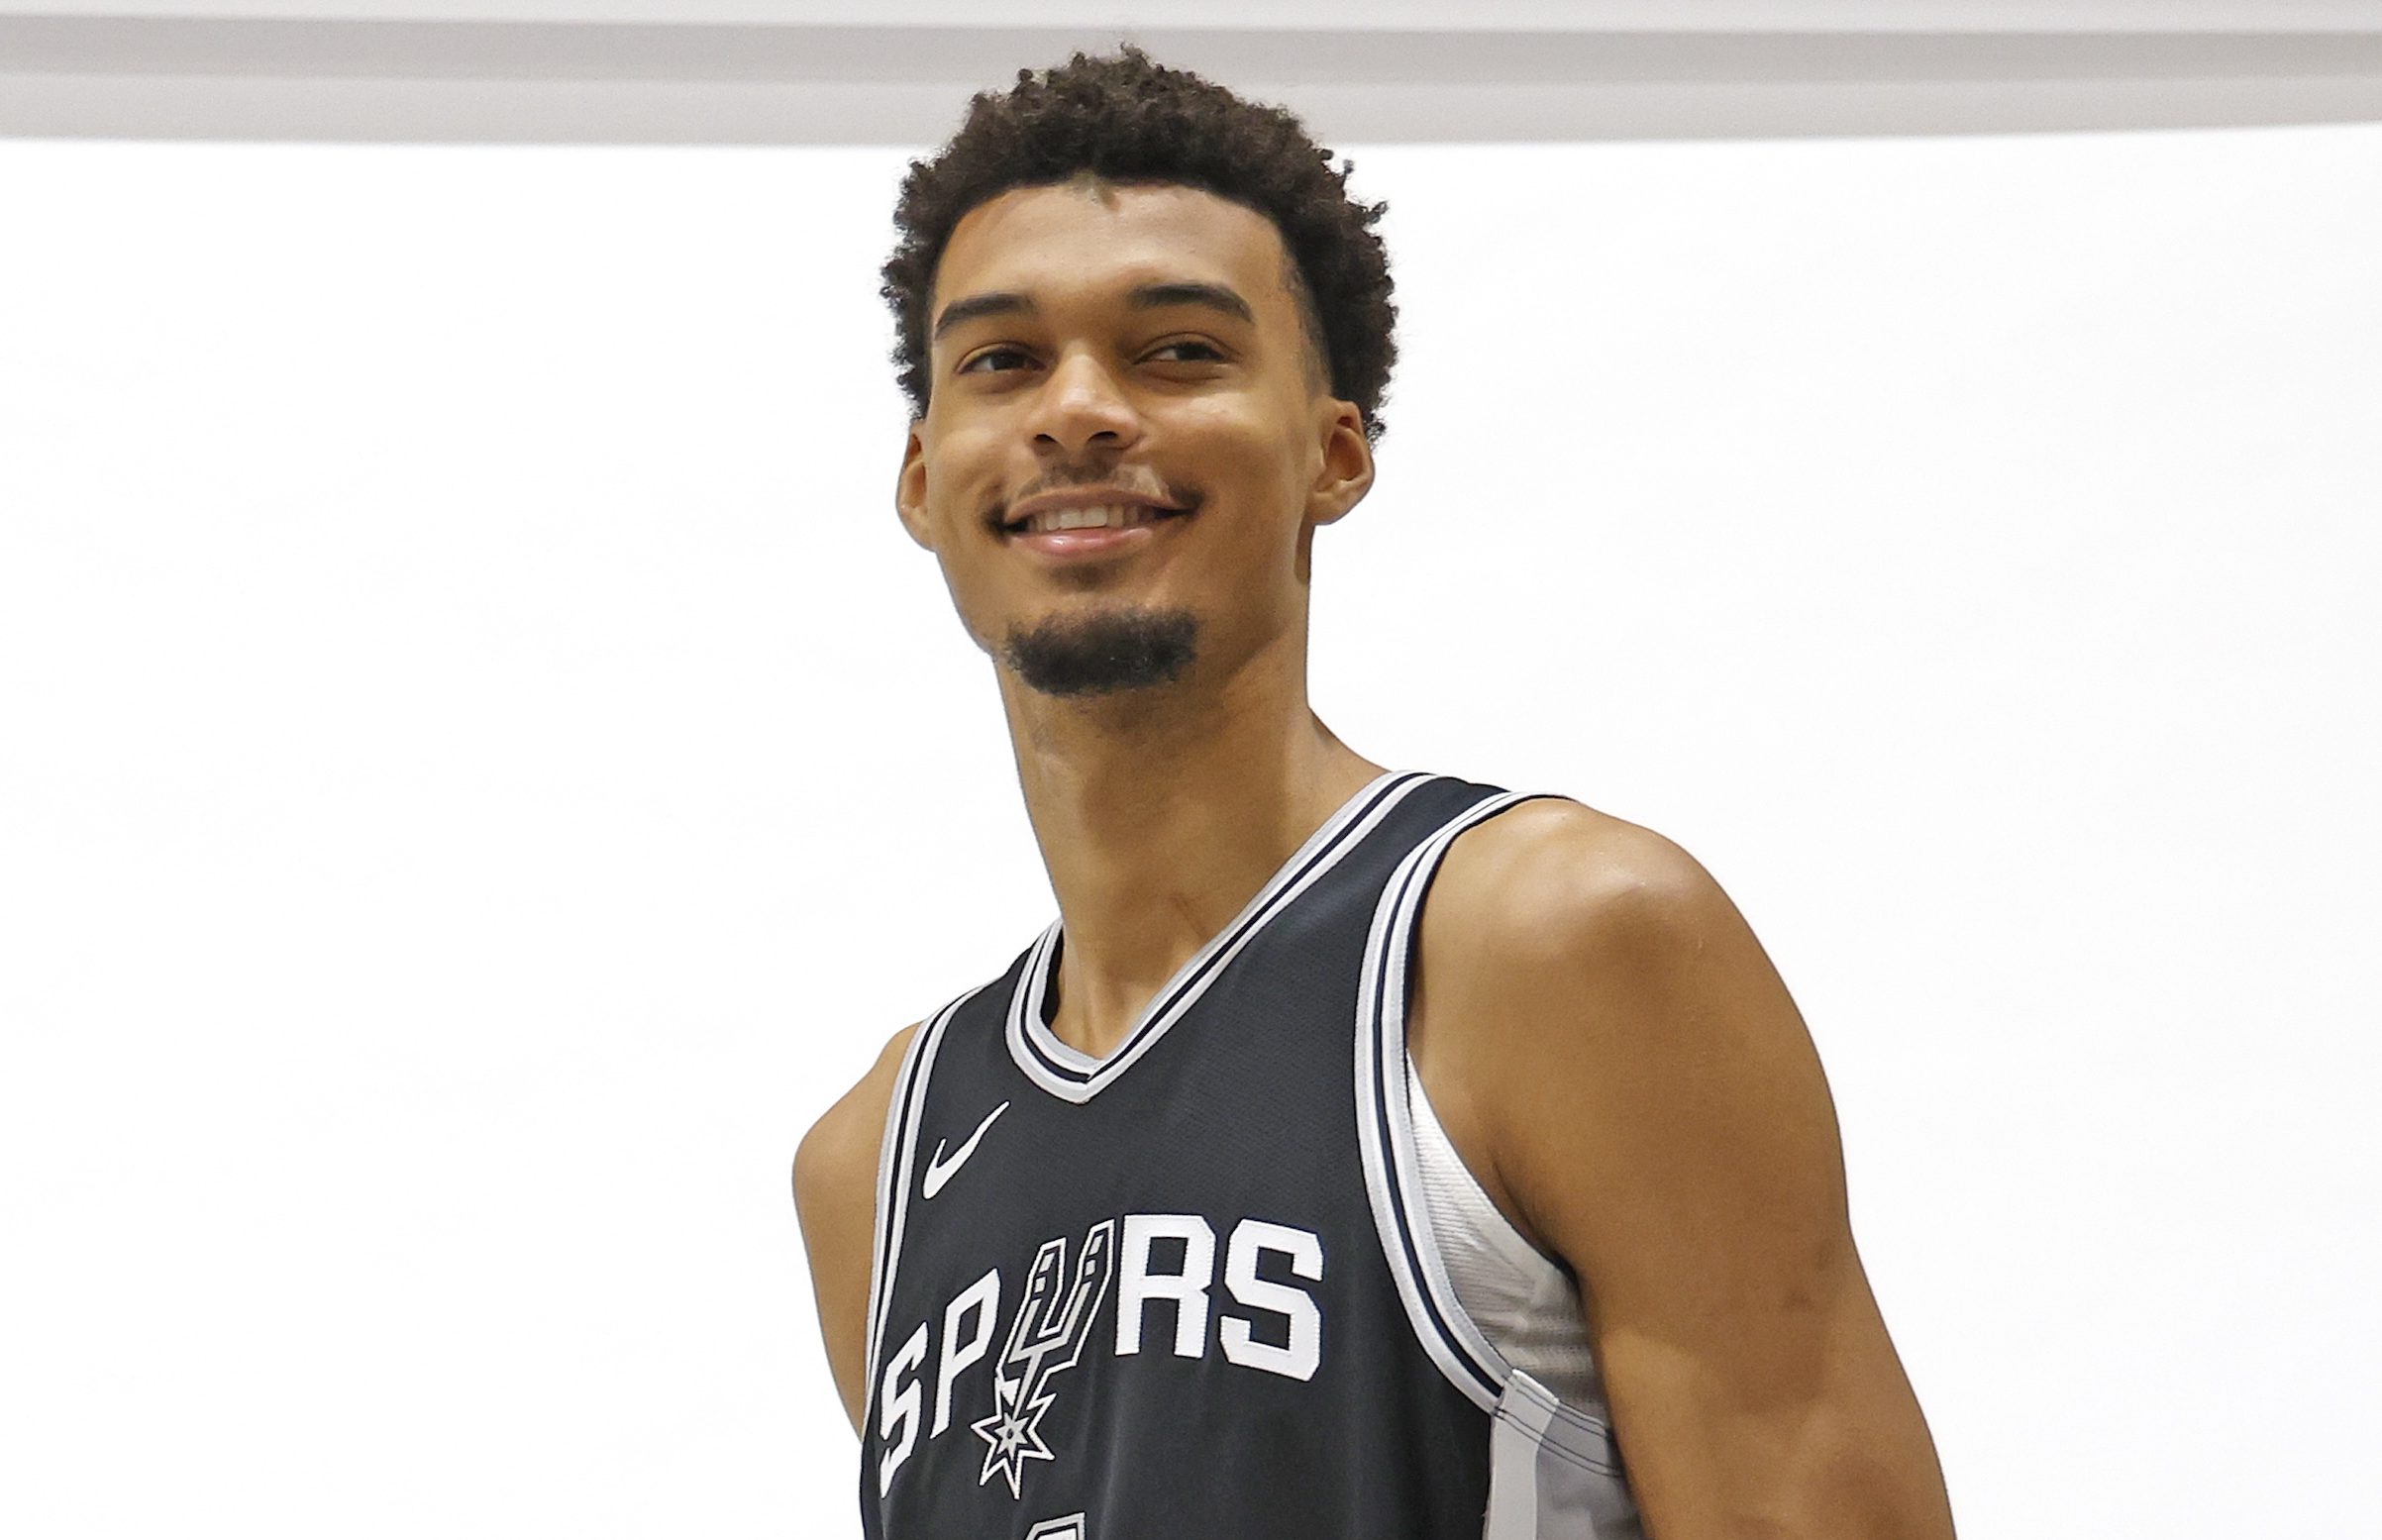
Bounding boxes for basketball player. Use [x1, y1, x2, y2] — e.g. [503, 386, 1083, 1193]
[795, 49, 1956, 1540]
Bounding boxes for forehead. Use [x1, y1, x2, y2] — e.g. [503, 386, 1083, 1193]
[933, 179, 1296, 323]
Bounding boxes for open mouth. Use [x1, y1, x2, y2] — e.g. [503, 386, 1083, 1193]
[999, 502, 1191, 537]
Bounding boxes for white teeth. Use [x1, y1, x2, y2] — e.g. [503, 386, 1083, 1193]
[1023, 503, 1160, 534]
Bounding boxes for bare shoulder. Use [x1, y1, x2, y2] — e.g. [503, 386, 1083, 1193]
[1410, 795, 1732, 1216]
[793, 1021, 921, 1211]
[1423, 789, 1802, 1103]
[1411, 790, 1801, 1233]
[793, 1021, 922, 1435]
[1426, 793, 1730, 975]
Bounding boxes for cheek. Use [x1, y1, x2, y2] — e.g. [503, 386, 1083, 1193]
[921, 425, 1007, 530]
[1170, 401, 1307, 499]
[1174, 391, 1278, 447]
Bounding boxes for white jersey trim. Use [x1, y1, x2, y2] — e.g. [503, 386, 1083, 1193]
[861, 982, 985, 1417]
[1004, 769, 1437, 1105]
[1355, 788, 1556, 1412]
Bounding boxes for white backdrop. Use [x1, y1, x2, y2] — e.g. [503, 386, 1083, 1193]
[2, 123, 2377, 1538]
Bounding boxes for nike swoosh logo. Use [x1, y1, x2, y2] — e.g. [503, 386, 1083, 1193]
[921, 1100, 1010, 1199]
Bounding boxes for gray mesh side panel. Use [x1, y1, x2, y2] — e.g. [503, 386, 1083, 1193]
[1482, 1371, 1643, 1539]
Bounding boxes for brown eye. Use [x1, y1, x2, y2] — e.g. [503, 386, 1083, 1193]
[959, 347, 1033, 374]
[1148, 340, 1224, 362]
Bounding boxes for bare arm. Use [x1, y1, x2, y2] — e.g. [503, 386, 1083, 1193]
[792, 1023, 920, 1436]
[1431, 804, 1955, 1539]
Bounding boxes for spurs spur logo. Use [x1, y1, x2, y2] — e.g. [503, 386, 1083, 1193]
[872, 1212, 1325, 1501]
[972, 1219, 1116, 1498]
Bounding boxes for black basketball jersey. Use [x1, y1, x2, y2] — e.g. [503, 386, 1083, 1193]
[857, 770, 1644, 1539]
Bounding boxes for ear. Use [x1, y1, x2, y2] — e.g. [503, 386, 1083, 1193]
[1304, 397, 1375, 528]
[894, 422, 934, 551]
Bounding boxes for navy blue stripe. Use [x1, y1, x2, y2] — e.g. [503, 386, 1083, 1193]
[1369, 804, 1505, 1402]
[1015, 925, 1076, 1078]
[867, 995, 950, 1386]
[1023, 770, 1431, 1084]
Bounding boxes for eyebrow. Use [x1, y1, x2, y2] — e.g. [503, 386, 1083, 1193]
[931, 280, 1256, 341]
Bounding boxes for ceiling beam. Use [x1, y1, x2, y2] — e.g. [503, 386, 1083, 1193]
[4, 11, 2379, 145]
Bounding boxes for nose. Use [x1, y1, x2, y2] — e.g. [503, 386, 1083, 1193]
[1026, 347, 1141, 458]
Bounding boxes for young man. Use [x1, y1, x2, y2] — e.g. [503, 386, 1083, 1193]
[795, 49, 1956, 1540]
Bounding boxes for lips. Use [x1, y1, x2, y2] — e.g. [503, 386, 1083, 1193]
[998, 502, 1191, 563]
[1001, 502, 1188, 536]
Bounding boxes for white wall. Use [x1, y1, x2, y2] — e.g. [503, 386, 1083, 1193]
[1, 123, 2377, 1537]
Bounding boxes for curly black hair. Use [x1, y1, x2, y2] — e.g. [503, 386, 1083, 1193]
[882, 47, 1397, 442]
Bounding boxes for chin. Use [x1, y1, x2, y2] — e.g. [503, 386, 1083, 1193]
[1000, 603, 1203, 697]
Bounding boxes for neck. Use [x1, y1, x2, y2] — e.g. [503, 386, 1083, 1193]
[996, 622, 1385, 1062]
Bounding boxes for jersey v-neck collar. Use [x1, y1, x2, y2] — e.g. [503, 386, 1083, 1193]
[1003, 769, 1439, 1104]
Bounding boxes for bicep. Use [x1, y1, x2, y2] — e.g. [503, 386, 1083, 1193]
[1593, 1256, 1951, 1540]
[1482, 836, 1954, 1538]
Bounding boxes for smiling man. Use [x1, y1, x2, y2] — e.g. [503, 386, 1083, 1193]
[793, 48, 1956, 1540]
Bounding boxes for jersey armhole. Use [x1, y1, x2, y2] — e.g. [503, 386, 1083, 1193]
[1355, 787, 1569, 1413]
[1403, 1050, 1570, 1282]
[859, 984, 981, 1430]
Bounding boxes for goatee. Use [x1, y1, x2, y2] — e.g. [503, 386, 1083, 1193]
[1003, 605, 1199, 697]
